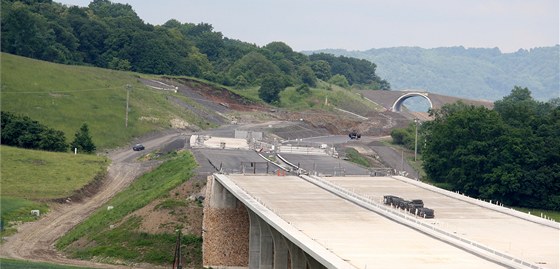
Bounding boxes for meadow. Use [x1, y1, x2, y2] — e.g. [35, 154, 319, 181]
[0, 146, 108, 236]
[0, 53, 210, 150]
[0, 146, 107, 199]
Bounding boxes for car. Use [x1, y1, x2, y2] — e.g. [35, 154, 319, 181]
[348, 131, 361, 140]
[132, 144, 145, 151]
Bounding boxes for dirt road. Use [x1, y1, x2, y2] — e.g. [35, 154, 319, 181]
[0, 132, 186, 268]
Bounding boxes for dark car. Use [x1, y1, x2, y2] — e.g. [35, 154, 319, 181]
[349, 131, 361, 140]
[133, 144, 145, 151]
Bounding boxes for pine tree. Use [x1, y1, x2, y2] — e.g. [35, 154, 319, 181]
[70, 123, 96, 153]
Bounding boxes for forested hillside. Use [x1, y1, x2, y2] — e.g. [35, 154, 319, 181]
[422, 87, 560, 210]
[0, 0, 389, 94]
[309, 46, 559, 101]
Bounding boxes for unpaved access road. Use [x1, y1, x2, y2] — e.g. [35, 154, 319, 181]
[0, 132, 187, 269]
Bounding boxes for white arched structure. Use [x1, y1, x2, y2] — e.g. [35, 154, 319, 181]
[391, 92, 434, 112]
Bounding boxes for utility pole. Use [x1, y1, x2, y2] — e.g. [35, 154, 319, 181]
[414, 118, 419, 162]
[401, 150, 404, 172]
[125, 84, 131, 128]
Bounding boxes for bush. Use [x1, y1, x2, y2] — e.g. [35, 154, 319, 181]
[1, 111, 68, 152]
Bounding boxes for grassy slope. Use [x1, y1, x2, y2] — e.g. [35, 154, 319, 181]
[230, 81, 381, 114]
[56, 151, 201, 266]
[0, 53, 207, 150]
[0, 145, 108, 236]
[0, 146, 107, 199]
[279, 81, 381, 113]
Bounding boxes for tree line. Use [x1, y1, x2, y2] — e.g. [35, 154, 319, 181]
[392, 87, 560, 210]
[1, 0, 390, 102]
[1, 111, 96, 153]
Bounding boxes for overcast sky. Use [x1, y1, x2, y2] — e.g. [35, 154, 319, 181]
[56, 0, 559, 53]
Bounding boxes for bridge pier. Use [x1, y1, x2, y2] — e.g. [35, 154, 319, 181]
[204, 175, 328, 269]
[286, 240, 308, 269]
[258, 215, 274, 269]
[270, 228, 289, 269]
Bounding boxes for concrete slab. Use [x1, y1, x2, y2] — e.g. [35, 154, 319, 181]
[279, 154, 369, 176]
[226, 174, 508, 269]
[191, 135, 250, 150]
[197, 149, 274, 174]
[327, 176, 559, 269]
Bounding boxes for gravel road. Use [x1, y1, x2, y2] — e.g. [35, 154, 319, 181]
[0, 132, 186, 268]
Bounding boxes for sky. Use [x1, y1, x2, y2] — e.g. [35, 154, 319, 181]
[55, 0, 559, 53]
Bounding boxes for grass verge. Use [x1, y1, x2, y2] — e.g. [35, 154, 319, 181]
[344, 148, 371, 168]
[0, 258, 94, 269]
[513, 207, 560, 222]
[56, 150, 200, 266]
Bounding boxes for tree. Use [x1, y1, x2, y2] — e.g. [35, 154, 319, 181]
[296, 84, 311, 95]
[308, 60, 331, 81]
[259, 75, 284, 104]
[390, 122, 418, 151]
[38, 128, 69, 152]
[328, 74, 350, 88]
[422, 102, 509, 196]
[494, 86, 537, 128]
[298, 65, 317, 87]
[70, 123, 96, 153]
[228, 51, 281, 85]
[422, 91, 560, 210]
[0, 111, 68, 152]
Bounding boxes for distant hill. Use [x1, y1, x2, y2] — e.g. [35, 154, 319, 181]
[305, 46, 559, 101]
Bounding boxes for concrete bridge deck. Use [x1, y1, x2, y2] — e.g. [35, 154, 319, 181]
[327, 176, 559, 269]
[227, 174, 507, 268]
[204, 174, 559, 269]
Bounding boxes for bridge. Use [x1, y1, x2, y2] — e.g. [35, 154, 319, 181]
[202, 173, 559, 269]
[360, 90, 494, 113]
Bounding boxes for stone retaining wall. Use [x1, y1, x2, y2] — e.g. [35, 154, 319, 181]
[203, 176, 250, 267]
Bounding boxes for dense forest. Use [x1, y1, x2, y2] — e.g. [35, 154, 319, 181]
[310, 46, 559, 101]
[393, 87, 560, 210]
[0, 0, 390, 98]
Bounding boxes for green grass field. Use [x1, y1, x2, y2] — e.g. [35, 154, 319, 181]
[0, 259, 94, 269]
[0, 146, 108, 199]
[0, 53, 210, 150]
[56, 150, 201, 266]
[0, 145, 108, 236]
[278, 81, 381, 113]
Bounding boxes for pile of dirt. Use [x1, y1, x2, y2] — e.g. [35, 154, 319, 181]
[166, 77, 268, 112]
[131, 175, 206, 236]
[276, 110, 410, 138]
